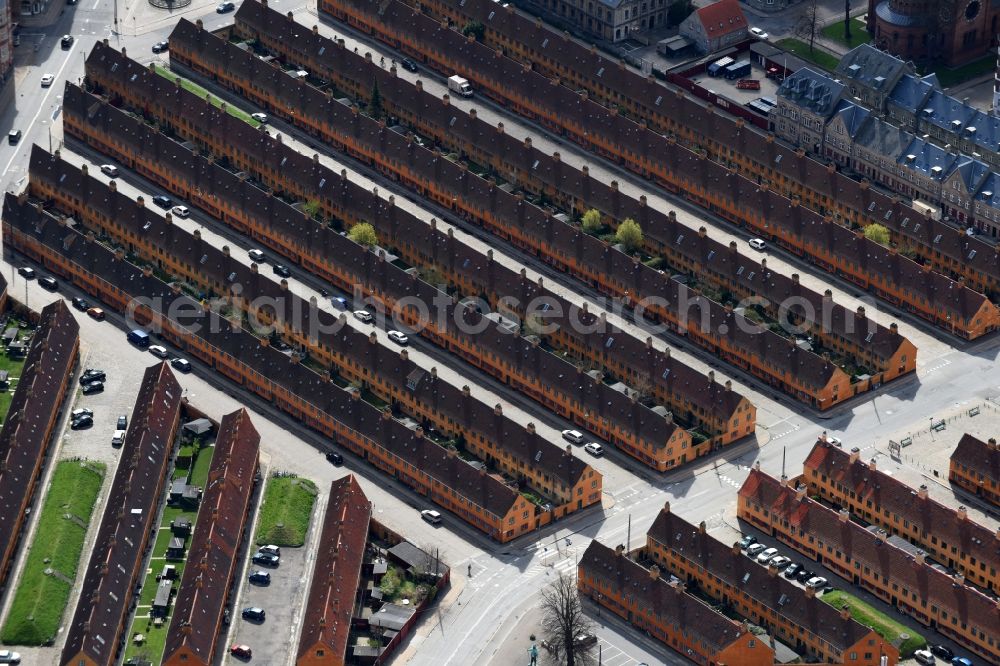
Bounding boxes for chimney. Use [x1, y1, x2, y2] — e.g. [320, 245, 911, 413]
[868, 457, 877, 472]
[663, 500, 671, 513]
[648, 564, 660, 581]
[953, 572, 965, 586]
[566, 444, 572, 456]
[838, 508, 850, 523]
[840, 605, 851, 621]
[494, 403, 502, 416]
[917, 484, 928, 500]
[890, 322, 898, 334]
[795, 484, 806, 502]
[957, 505, 968, 520]
[989, 437, 998, 450]
[615, 544, 625, 556]
[768, 562, 779, 578]
[732, 541, 741, 556]
[698, 521, 706, 534]
[849, 446, 860, 463]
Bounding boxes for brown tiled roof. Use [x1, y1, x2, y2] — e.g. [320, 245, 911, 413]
[0, 300, 79, 589]
[647, 506, 877, 653]
[804, 441, 1000, 575]
[3, 195, 524, 525]
[60, 362, 182, 666]
[951, 433, 999, 487]
[163, 409, 260, 666]
[741, 469, 1000, 646]
[297, 475, 370, 663]
[579, 540, 750, 654]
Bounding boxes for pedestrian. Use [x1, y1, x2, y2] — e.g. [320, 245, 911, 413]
[467, 563, 472, 577]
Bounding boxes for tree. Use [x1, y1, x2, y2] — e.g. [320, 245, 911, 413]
[462, 21, 485, 41]
[667, 0, 693, 26]
[795, 0, 821, 51]
[581, 209, 603, 234]
[368, 78, 384, 120]
[615, 218, 643, 253]
[303, 199, 321, 219]
[863, 223, 891, 246]
[844, 0, 852, 41]
[348, 222, 379, 247]
[539, 573, 594, 666]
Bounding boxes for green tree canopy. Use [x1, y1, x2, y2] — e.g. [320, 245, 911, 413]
[348, 222, 379, 247]
[863, 223, 890, 246]
[615, 218, 644, 252]
[462, 21, 485, 41]
[581, 209, 603, 233]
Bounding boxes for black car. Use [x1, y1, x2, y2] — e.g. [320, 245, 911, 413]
[152, 194, 173, 208]
[930, 645, 955, 660]
[241, 607, 266, 622]
[796, 569, 814, 582]
[60, 35, 74, 48]
[171, 357, 192, 372]
[17, 267, 35, 279]
[783, 562, 802, 578]
[70, 414, 93, 429]
[151, 41, 169, 54]
[71, 297, 89, 311]
[117, 415, 128, 429]
[248, 570, 271, 585]
[252, 552, 279, 567]
[272, 264, 291, 278]
[38, 276, 58, 291]
[80, 369, 106, 384]
[8, 130, 22, 145]
[401, 58, 419, 72]
[82, 381, 104, 395]
[326, 451, 343, 465]
[216, 1, 235, 11]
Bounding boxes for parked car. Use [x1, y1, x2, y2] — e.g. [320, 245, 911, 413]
[111, 430, 126, 447]
[117, 415, 128, 429]
[230, 644, 252, 658]
[353, 310, 374, 324]
[421, 509, 442, 524]
[251, 552, 279, 567]
[259, 545, 280, 557]
[61, 34, 74, 48]
[152, 195, 173, 208]
[71, 296, 89, 311]
[82, 381, 104, 395]
[8, 130, 22, 145]
[326, 451, 344, 465]
[951, 658, 973, 666]
[573, 633, 598, 648]
[251, 112, 268, 123]
[80, 369, 106, 384]
[171, 357, 192, 372]
[387, 330, 408, 345]
[17, 266, 35, 279]
[738, 535, 757, 550]
[0, 650, 21, 664]
[769, 556, 792, 570]
[148, 345, 169, 358]
[40, 74, 55, 87]
[217, 0, 235, 11]
[931, 646, 955, 661]
[561, 429, 585, 445]
[401, 58, 419, 72]
[796, 569, 815, 582]
[755, 547, 779, 564]
[783, 562, 802, 578]
[913, 650, 936, 665]
[38, 276, 58, 291]
[170, 205, 190, 218]
[86, 307, 105, 320]
[248, 248, 266, 263]
[248, 570, 271, 585]
[151, 40, 169, 53]
[746, 543, 766, 557]
[331, 296, 348, 310]
[71, 408, 93, 420]
[748, 238, 766, 251]
[241, 607, 266, 622]
[70, 414, 93, 429]
[749, 27, 769, 40]
[272, 264, 291, 278]
[583, 442, 605, 456]
[100, 164, 119, 178]
[805, 576, 828, 589]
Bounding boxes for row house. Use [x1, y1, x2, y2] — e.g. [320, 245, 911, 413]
[163, 409, 261, 666]
[737, 467, 1000, 664]
[232, 0, 916, 396]
[532, 0, 670, 42]
[26, 151, 602, 507]
[60, 363, 183, 666]
[0, 299, 79, 595]
[317, 0, 1000, 302]
[150, 30, 887, 408]
[315, 0, 1000, 332]
[296, 475, 370, 666]
[949, 434, 1000, 509]
[578, 541, 775, 666]
[803, 439, 1000, 596]
[773, 68, 847, 154]
[2, 194, 541, 543]
[644, 503, 898, 665]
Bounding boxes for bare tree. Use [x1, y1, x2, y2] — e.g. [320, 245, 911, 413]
[795, 0, 821, 52]
[844, 0, 851, 41]
[539, 573, 595, 666]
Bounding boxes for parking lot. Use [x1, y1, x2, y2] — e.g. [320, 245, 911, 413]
[689, 61, 782, 110]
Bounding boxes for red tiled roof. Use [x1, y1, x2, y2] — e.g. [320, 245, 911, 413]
[951, 434, 999, 487]
[297, 475, 371, 663]
[693, 0, 747, 37]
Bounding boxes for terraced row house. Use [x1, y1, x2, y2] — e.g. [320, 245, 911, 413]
[25, 147, 602, 510]
[2, 194, 540, 543]
[317, 0, 1000, 315]
[60, 362, 183, 666]
[162, 409, 261, 666]
[949, 434, 1000, 508]
[803, 439, 1000, 596]
[0, 299, 79, 597]
[738, 467, 1000, 664]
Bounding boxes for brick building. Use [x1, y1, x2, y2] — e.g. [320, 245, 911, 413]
[678, 0, 748, 54]
[865, 0, 1000, 66]
[949, 433, 1000, 508]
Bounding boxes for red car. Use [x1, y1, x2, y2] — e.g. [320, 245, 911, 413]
[230, 644, 252, 658]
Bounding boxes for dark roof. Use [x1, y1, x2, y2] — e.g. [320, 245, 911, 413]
[951, 433, 999, 487]
[297, 475, 370, 663]
[387, 541, 440, 573]
[60, 363, 182, 666]
[0, 300, 79, 588]
[579, 540, 750, 654]
[740, 469, 1000, 644]
[804, 441, 1000, 572]
[163, 409, 260, 665]
[3, 195, 523, 525]
[647, 506, 876, 652]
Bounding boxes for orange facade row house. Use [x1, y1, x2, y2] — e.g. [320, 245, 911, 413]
[738, 467, 1000, 664]
[2, 193, 543, 543]
[949, 434, 1000, 509]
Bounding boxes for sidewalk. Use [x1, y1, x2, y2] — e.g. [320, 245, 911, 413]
[18, 0, 67, 29]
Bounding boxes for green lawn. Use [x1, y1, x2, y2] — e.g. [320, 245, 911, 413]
[933, 54, 997, 88]
[188, 444, 215, 488]
[0, 460, 106, 645]
[821, 589, 927, 657]
[152, 64, 262, 128]
[0, 346, 29, 425]
[820, 20, 871, 49]
[255, 475, 319, 547]
[777, 38, 841, 72]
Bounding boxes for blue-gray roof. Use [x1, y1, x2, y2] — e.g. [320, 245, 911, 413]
[830, 100, 871, 138]
[967, 109, 1000, 154]
[835, 43, 914, 90]
[948, 155, 991, 194]
[919, 90, 978, 133]
[886, 73, 938, 114]
[975, 171, 1000, 207]
[778, 67, 845, 118]
[897, 136, 957, 181]
[873, 0, 926, 27]
[854, 116, 913, 158]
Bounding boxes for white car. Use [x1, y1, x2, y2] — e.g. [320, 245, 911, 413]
[171, 205, 190, 218]
[748, 238, 766, 251]
[387, 330, 408, 345]
[584, 442, 604, 456]
[251, 112, 268, 123]
[100, 164, 119, 177]
[148, 345, 169, 358]
[749, 27, 769, 40]
[561, 429, 584, 445]
[769, 555, 791, 570]
[913, 649, 935, 665]
[248, 248, 266, 263]
[828, 436, 843, 447]
[0, 650, 21, 664]
[420, 509, 442, 524]
[756, 547, 779, 564]
[746, 543, 766, 557]
[40, 74, 55, 87]
[353, 310, 374, 323]
[805, 576, 828, 589]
